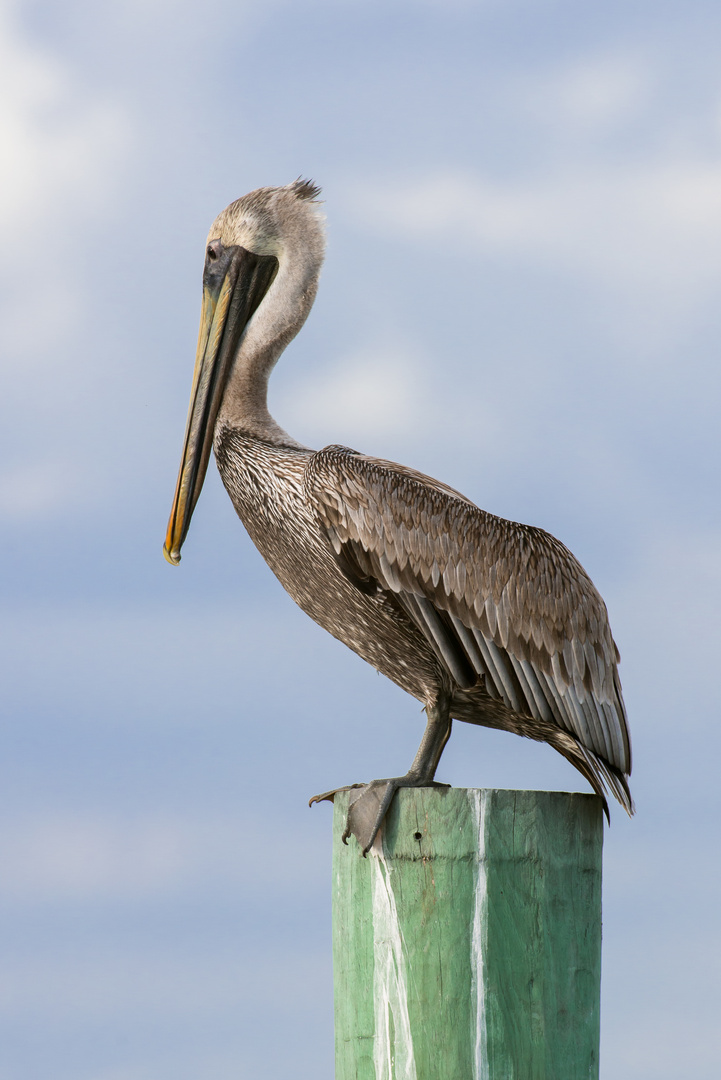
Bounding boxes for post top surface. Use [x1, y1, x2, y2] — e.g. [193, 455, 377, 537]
[333, 786, 604, 863]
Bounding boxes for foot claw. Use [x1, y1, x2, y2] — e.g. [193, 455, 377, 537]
[345, 779, 398, 854]
[309, 783, 365, 809]
[313, 776, 451, 855]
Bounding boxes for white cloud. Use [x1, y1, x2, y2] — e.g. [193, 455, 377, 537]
[0, 3, 130, 242]
[0, 4, 135, 526]
[275, 344, 431, 448]
[0, 2, 132, 361]
[346, 157, 721, 343]
[529, 53, 652, 128]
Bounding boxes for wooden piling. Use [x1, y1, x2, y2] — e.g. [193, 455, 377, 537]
[332, 787, 603, 1080]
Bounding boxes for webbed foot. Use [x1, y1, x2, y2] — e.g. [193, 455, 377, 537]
[310, 689, 453, 855]
[308, 783, 365, 807]
[337, 776, 450, 856]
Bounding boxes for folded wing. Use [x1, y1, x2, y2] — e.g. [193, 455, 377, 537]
[305, 444, 632, 812]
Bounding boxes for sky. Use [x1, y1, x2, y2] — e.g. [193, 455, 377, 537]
[1, 0, 720, 1076]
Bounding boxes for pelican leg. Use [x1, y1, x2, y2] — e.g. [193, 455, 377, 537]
[310, 689, 453, 856]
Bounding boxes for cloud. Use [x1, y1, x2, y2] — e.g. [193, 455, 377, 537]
[275, 343, 431, 448]
[345, 157, 721, 343]
[525, 51, 653, 128]
[0, 5, 135, 527]
[349, 163, 721, 289]
[0, 2, 130, 231]
[0, 2, 131, 356]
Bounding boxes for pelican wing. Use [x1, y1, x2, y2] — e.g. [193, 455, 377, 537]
[305, 444, 632, 786]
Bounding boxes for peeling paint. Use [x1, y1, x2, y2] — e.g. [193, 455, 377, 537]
[470, 789, 489, 1080]
[370, 834, 418, 1080]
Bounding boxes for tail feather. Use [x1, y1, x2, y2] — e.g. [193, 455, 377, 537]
[558, 737, 635, 820]
[450, 687, 634, 818]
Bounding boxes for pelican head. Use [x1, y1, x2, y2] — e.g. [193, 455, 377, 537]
[163, 179, 325, 565]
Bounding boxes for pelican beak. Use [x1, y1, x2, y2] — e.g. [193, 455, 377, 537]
[163, 242, 278, 564]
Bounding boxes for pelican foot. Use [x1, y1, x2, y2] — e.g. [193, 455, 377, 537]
[343, 776, 450, 856]
[308, 783, 366, 807]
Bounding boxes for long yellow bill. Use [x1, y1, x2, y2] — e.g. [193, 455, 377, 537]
[163, 242, 278, 564]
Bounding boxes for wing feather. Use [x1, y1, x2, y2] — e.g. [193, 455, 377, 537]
[516, 658, 555, 725]
[304, 445, 632, 794]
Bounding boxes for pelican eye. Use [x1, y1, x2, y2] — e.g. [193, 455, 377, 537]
[206, 239, 225, 265]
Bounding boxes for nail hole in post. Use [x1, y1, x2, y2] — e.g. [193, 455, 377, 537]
[414, 832, 422, 841]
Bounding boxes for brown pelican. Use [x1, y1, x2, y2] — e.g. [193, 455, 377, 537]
[164, 179, 633, 854]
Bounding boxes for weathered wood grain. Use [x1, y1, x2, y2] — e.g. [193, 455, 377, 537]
[332, 787, 602, 1080]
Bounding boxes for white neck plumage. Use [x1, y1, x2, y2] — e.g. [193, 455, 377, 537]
[217, 234, 324, 448]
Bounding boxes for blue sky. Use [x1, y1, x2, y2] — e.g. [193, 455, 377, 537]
[1, 1, 720, 1076]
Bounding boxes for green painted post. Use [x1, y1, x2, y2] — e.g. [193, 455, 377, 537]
[332, 788, 603, 1080]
